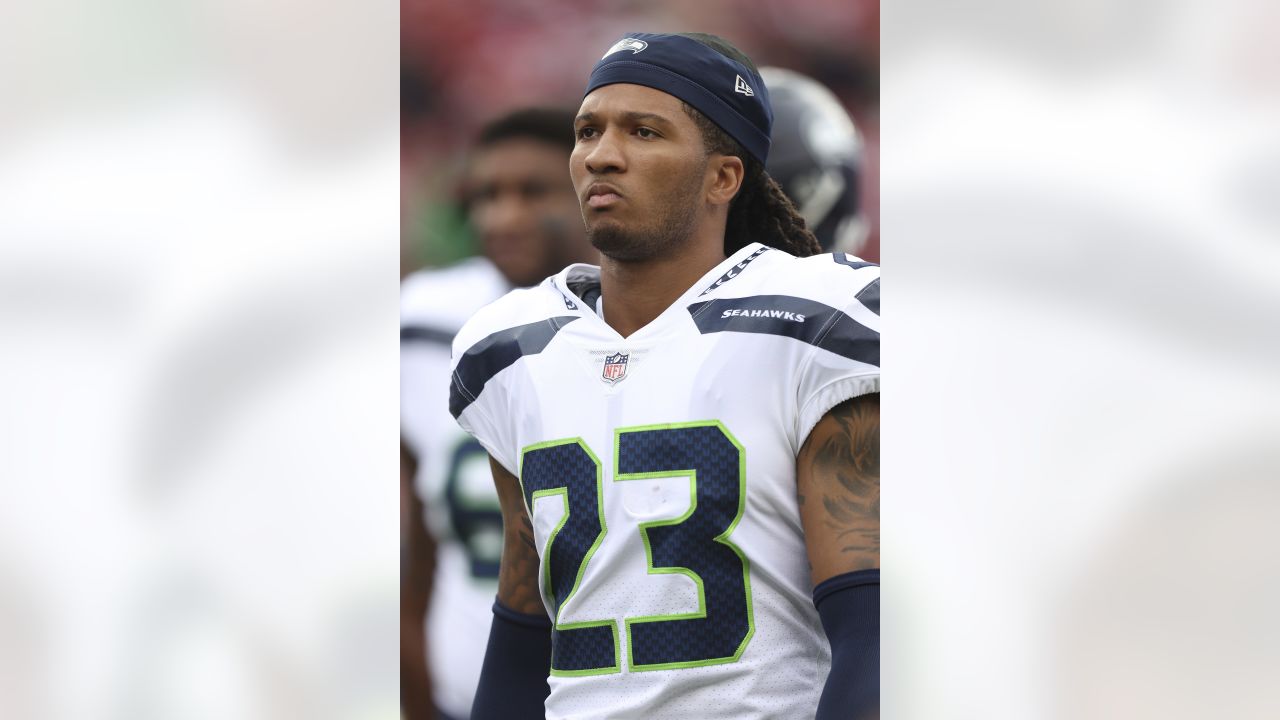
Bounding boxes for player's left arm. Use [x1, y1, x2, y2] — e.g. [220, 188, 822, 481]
[797, 392, 880, 720]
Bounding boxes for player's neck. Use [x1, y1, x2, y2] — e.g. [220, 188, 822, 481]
[598, 237, 726, 338]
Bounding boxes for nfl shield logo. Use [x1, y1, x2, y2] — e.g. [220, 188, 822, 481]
[602, 352, 629, 384]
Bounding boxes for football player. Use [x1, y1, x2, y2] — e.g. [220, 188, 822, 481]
[401, 107, 596, 720]
[450, 34, 879, 720]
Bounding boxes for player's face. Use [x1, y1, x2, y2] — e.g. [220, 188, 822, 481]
[571, 84, 711, 262]
[466, 139, 586, 287]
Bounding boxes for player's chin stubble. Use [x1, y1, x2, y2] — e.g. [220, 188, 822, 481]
[585, 166, 703, 263]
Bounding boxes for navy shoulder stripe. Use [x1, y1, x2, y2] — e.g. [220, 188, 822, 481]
[400, 324, 456, 346]
[833, 253, 878, 270]
[855, 278, 880, 316]
[687, 294, 878, 367]
[449, 316, 580, 419]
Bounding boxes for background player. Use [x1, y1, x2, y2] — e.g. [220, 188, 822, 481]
[400, 107, 596, 720]
[452, 33, 879, 720]
[761, 66, 868, 256]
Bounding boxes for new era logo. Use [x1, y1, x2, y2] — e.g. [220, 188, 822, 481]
[734, 75, 754, 97]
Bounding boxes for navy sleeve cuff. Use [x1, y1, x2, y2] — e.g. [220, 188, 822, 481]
[470, 598, 552, 720]
[814, 569, 879, 720]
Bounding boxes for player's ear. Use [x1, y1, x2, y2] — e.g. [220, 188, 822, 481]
[705, 154, 744, 207]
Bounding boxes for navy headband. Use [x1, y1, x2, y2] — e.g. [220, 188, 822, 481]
[584, 33, 773, 165]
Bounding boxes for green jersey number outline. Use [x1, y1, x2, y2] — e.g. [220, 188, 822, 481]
[519, 421, 754, 675]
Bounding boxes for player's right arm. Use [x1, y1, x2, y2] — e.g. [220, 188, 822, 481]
[492, 456, 546, 613]
[469, 455, 551, 720]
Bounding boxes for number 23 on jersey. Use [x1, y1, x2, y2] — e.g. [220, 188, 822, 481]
[520, 421, 754, 676]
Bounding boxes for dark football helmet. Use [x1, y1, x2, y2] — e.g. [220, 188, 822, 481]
[761, 66, 866, 254]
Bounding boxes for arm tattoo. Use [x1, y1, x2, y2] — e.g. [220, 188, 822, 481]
[492, 457, 549, 616]
[518, 512, 536, 551]
[497, 512, 545, 614]
[799, 393, 880, 577]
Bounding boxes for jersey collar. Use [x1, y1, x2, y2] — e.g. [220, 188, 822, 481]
[549, 243, 771, 340]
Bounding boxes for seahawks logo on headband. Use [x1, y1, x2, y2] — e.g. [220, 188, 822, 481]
[602, 38, 648, 59]
[586, 32, 773, 164]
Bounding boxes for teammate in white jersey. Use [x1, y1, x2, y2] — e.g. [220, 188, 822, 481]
[452, 33, 879, 720]
[401, 107, 596, 720]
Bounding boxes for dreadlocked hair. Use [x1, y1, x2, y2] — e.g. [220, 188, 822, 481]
[673, 33, 822, 258]
[682, 103, 821, 258]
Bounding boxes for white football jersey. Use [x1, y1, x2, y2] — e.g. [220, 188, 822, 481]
[449, 243, 880, 720]
[401, 257, 510, 719]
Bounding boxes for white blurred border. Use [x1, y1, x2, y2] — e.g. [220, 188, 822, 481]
[885, 0, 1280, 717]
[0, 1, 398, 718]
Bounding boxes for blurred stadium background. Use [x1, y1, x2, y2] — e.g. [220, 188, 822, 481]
[400, 0, 880, 274]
